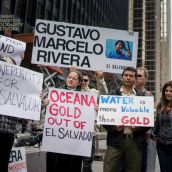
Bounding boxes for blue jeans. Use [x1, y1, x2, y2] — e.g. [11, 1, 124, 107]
[157, 142, 172, 172]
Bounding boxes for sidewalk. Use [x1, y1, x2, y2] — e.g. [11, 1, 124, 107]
[25, 133, 160, 172]
[93, 138, 160, 172]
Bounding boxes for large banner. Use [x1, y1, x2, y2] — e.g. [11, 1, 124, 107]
[8, 147, 27, 172]
[0, 35, 26, 65]
[32, 19, 138, 74]
[97, 95, 154, 127]
[0, 61, 43, 120]
[41, 88, 97, 157]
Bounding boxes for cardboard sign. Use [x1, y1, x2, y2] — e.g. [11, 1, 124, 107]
[0, 61, 43, 120]
[41, 88, 97, 157]
[32, 19, 138, 74]
[0, 35, 26, 65]
[97, 95, 154, 127]
[8, 147, 27, 172]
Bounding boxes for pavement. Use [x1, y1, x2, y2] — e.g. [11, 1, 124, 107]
[92, 138, 160, 172]
[25, 132, 160, 172]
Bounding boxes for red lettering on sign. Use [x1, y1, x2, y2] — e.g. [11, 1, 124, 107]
[121, 116, 150, 126]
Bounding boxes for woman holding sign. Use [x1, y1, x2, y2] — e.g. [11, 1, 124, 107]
[152, 80, 172, 172]
[45, 69, 84, 172]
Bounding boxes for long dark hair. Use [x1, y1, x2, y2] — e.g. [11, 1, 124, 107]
[157, 80, 172, 112]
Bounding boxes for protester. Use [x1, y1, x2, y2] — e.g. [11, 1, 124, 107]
[135, 67, 156, 172]
[81, 70, 108, 172]
[44, 69, 97, 172]
[103, 67, 150, 172]
[0, 57, 19, 172]
[151, 80, 172, 172]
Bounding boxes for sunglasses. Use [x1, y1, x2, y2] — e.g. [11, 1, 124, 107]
[137, 74, 143, 77]
[83, 79, 89, 82]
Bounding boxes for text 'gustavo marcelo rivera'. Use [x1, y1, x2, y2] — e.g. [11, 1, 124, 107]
[33, 20, 104, 68]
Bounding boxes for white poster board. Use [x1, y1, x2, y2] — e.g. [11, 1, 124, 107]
[8, 147, 27, 172]
[97, 95, 154, 127]
[32, 19, 138, 74]
[41, 88, 97, 157]
[0, 35, 26, 65]
[0, 61, 43, 120]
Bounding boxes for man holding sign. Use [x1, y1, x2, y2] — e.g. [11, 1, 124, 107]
[103, 67, 150, 172]
[135, 67, 156, 172]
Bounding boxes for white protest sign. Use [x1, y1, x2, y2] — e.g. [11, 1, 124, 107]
[97, 95, 154, 127]
[32, 19, 138, 74]
[41, 88, 97, 157]
[0, 61, 43, 120]
[8, 147, 27, 172]
[0, 35, 26, 65]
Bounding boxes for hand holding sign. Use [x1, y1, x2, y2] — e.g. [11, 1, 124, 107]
[42, 88, 97, 157]
[116, 125, 124, 131]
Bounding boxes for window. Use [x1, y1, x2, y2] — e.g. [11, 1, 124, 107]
[26, 0, 37, 26]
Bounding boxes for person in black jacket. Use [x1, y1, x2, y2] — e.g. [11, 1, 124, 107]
[152, 80, 172, 172]
[103, 67, 150, 172]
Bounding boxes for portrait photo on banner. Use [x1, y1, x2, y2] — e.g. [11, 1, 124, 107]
[105, 39, 133, 61]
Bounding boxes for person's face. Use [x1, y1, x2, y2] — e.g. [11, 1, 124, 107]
[122, 70, 136, 87]
[135, 69, 147, 88]
[115, 42, 123, 51]
[82, 75, 89, 88]
[66, 72, 80, 89]
[165, 86, 172, 102]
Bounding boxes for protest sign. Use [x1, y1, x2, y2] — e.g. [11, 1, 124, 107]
[41, 88, 97, 157]
[32, 19, 138, 74]
[0, 61, 43, 120]
[97, 95, 154, 127]
[8, 147, 27, 172]
[0, 35, 26, 65]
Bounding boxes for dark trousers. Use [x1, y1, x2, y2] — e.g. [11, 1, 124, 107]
[0, 132, 14, 172]
[46, 152, 82, 172]
[120, 143, 147, 172]
[82, 137, 95, 172]
[104, 138, 143, 172]
[141, 144, 147, 172]
[157, 143, 172, 172]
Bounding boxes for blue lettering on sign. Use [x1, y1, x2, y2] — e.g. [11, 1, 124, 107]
[100, 96, 134, 104]
[99, 107, 116, 112]
[100, 96, 110, 103]
[121, 106, 149, 113]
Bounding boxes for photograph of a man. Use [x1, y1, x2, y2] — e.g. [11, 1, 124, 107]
[106, 40, 133, 60]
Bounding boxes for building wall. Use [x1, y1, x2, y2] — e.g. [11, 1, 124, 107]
[129, 0, 161, 104]
[0, 0, 129, 92]
[0, 0, 129, 33]
[160, 0, 169, 88]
